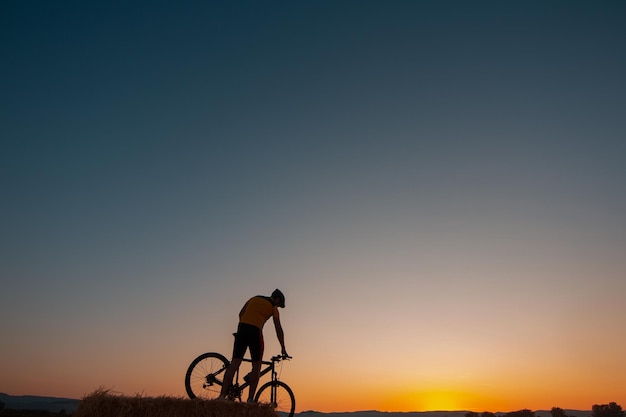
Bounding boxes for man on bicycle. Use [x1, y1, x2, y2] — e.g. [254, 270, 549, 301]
[219, 289, 288, 402]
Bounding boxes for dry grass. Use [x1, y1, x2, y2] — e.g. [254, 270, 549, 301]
[74, 389, 278, 417]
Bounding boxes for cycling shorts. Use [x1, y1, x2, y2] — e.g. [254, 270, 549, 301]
[233, 322, 264, 361]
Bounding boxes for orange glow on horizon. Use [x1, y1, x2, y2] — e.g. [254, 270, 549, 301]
[377, 388, 495, 413]
[292, 379, 626, 414]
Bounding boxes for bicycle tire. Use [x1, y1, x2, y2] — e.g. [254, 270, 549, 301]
[185, 352, 230, 399]
[255, 380, 295, 417]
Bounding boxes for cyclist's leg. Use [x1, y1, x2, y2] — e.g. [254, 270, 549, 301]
[247, 331, 264, 401]
[220, 327, 248, 398]
[247, 360, 262, 402]
[219, 357, 242, 398]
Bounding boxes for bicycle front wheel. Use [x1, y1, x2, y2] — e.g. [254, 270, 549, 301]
[255, 380, 295, 417]
[185, 352, 230, 399]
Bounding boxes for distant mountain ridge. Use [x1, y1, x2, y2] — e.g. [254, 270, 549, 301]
[0, 393, 81, 413]
[0, 393, 591, 417]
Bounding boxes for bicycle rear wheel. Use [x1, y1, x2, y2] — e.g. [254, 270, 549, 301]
[185, 352, 229, 399]
[255, 380, 295, 417]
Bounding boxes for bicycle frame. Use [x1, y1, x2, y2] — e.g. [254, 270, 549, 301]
[226, 355, 284, 401]
[230, 358, 272, 396]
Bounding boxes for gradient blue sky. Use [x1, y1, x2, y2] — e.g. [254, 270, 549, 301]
[2, 1, 625, 412]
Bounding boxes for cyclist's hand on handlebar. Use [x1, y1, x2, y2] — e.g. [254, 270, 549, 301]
[271, 353, 292, 361]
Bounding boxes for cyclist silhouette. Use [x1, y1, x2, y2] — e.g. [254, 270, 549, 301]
[219, 289, 288, 402]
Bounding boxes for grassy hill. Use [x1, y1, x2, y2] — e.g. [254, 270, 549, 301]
[72, 390, 278, 417]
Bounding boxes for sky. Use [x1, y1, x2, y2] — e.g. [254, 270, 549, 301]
[1, 0, 626, 413]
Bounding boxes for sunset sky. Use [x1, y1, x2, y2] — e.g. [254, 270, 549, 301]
[2, 1, 625, 413]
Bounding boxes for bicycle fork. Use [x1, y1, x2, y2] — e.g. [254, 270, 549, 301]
[268, 367, 278, 406]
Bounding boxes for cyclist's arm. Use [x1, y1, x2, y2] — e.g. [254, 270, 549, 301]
[272, 309, 287, 356]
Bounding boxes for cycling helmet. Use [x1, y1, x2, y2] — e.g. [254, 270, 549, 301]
[272, 289, 285, 308]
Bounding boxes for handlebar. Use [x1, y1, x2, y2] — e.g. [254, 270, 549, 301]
[271, 354, 292, 361]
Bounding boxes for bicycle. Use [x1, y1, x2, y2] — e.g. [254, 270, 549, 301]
[185, 351, 296, 417]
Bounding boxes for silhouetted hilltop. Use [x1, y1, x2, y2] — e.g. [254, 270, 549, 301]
[0, 393, 80, 413]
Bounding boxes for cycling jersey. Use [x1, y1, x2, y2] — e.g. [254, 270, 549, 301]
[239, 296, 277, 329]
